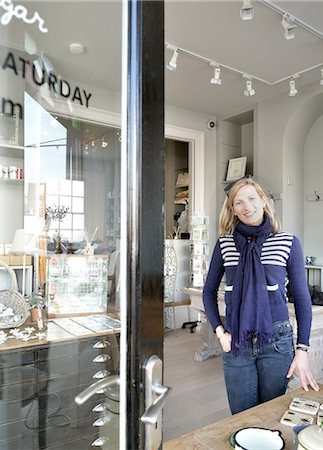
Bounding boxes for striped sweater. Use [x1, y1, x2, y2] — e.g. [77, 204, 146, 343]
[203, 232, 312, 346]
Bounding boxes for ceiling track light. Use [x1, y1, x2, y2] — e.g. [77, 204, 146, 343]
[165, 41, 323, 97]
[288, 77, 298, 96]
[210, 63, 222, 85]
[243, 76, 255, 96]
[240, 0, 254, 21]
[281, 14, 297, 40]
[166, 46, 179, 71]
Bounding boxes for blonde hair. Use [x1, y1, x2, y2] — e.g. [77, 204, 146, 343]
[219, 178, 281, 235]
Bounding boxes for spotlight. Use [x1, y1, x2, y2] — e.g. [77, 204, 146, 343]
[320, 68, 323, 86]
[281, 14, 296, 40]
[101, 138, 108, 148]
[240, 0, 254, 21]
[210, 63, 222, 85]
[166, 47, 179, 71]
[288, 78, 298, 96]
[243, 77, 255, 96]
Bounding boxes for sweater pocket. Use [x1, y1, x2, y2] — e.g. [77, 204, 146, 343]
[267, 284, 286, 306]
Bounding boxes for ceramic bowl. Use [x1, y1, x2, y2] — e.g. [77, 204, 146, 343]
[233, 427, 285, 450]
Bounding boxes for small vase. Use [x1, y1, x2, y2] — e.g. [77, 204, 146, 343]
[55, 234, 63, 254]
[30, 308, 39, 322]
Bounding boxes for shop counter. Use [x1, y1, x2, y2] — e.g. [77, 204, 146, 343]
[164, 384, 323, 450]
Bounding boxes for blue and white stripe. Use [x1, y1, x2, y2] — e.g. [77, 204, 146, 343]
[219, 232, 293, 267]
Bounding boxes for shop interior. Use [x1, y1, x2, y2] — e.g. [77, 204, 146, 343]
[1, 1, 323, 449]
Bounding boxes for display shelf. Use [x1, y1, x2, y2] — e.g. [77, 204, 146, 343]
[47, 255, 109, 316]
[0, 264, 33, 296]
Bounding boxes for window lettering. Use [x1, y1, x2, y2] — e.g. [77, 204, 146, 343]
[0, 0, 48, 33]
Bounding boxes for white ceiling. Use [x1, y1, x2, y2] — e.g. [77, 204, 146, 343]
[9, 1, 323, 120]
[165, 0, 323, 118]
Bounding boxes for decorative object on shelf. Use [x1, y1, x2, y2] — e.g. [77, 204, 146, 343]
[174, 189, 189, 205]
[306, 256, 315, 265]
[45, 204, 69, 254]
[0, 327, 46, 345]
[176, 205, 189, 238]
[0, 261, 29, 329]
[26, 291, 46, 323]
[83, 226, 98, 255]
[175, 171, 189, 187]
[226, 156, 247, 181]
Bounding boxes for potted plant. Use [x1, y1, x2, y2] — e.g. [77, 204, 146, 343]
[26, 292, 46, 322]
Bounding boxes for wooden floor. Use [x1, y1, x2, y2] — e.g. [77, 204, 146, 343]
[163, 328, 231, 441]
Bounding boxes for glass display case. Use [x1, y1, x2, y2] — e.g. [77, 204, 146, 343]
[47, 254, 109, 316]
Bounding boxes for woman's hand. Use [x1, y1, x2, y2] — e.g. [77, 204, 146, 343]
[287, 350, 320, 392]
[215, 326, 232, 353]
[220, 332, 232, 353]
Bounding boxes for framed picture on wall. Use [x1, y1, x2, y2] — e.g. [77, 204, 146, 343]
[226, 156, 247, 181]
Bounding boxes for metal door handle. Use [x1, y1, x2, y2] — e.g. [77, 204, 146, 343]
[75, 375, 120, 405]
[141, 383, 171, 425]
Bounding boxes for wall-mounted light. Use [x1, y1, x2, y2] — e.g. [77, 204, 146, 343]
[281, 14, 297, 40]
[288, 77, 298, 96]
[243, 76, 255, 96]
[210, 63, 222, 85]
[240, 0, 254, 21]
[166, 46, 179, 71]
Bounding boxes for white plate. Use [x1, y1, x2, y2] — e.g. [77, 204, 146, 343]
[234, 427, 285, 450]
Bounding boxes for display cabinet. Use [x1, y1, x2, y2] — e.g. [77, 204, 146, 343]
[47, 255, 109, 316]
[0, 318, 120, 450]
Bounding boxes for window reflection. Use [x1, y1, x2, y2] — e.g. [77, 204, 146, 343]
[21, 94, 121, 315]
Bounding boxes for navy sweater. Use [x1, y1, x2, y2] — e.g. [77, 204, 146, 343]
[203, 232, 312, 346]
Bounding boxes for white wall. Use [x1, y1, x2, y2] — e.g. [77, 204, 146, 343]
[304, 113, 323, 265]
[257, 82, 323, 242]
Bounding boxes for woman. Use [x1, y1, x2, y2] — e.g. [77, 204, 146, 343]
[203, 177, 319, 414]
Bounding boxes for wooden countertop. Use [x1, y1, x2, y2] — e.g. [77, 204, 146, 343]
[164, 384, 323, 450]
[0, 314, 120, 351]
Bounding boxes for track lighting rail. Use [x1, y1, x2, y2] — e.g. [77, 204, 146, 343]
[165, 41, 323, 87]
[258, 0, 323, 40]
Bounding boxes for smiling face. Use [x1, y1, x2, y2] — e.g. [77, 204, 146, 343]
[232, 184, 265, 226]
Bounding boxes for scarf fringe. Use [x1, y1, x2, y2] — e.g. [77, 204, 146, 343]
[232, 330, 272, 356]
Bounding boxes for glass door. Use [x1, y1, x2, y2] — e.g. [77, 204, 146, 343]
[0, 1, 165, 449]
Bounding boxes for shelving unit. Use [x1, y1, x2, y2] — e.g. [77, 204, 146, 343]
[0, 264, 33, 296]
[47, 255, 109, 316]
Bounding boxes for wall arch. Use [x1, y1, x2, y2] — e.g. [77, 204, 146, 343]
[282, 92, 323, 241]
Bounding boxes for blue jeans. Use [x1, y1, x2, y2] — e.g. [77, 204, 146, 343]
[221, 320, 295, 414]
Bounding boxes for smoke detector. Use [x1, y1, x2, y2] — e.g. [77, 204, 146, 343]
[69, 43, 85, 55]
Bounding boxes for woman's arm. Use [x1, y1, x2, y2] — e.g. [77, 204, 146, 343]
[202, 240, 225, 331]
[286, 236, 319, 391]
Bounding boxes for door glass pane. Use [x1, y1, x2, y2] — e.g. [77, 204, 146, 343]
[0, 1, 122, 449]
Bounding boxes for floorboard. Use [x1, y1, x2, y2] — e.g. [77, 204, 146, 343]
[163, 328, 231, 441]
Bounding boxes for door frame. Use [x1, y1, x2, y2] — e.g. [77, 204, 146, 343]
[165, 124, 205, 216]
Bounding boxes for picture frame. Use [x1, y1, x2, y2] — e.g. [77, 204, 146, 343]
[226, 156, 247, 181]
